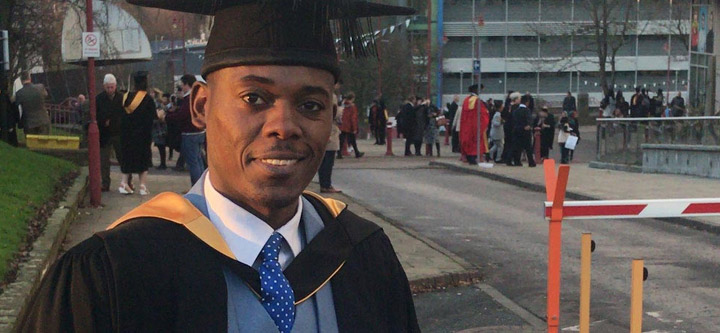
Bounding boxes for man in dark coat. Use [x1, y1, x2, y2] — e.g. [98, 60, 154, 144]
[507, 92, 536, 167]
[18, 1, 419, 332]
[369, 97, 387, 145]
[14, 72, 50, 135]
[399, 95, 418, 156]
[0, 73, 19, 147]
[562, 91, 576, 113]
[412, 96, 426, 156]
[447, 95, 460, 152]
[535, 106, 555, 159]
[96, 73, 124, 191]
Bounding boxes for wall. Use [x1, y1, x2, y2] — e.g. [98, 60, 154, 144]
[642, 144, 720, 178]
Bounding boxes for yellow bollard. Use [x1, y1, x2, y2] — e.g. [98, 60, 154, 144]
[579, 233, 592, 333]
[630, 259, 644, 333]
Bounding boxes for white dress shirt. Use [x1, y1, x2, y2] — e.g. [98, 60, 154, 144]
[204, 173, 303, 269]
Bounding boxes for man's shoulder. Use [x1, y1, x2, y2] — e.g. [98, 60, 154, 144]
[95, 217, 201, 253]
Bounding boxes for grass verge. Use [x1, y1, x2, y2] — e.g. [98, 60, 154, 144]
[0, 141, 77, 281]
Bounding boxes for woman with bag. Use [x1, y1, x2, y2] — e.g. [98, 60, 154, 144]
[557, 112, 574, 164]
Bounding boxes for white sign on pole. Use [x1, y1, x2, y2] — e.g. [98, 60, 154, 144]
[82, 32, 100, 58]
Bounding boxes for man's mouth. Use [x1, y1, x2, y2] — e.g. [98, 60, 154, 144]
[259, 158, 299, 166]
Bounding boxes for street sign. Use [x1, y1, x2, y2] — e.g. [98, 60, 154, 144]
[473, 59, 480, 74]
[82, 32, 100, 58]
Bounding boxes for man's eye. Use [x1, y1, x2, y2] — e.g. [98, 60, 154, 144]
[242, 93, 267, 106]
[300, 102, 323, 112]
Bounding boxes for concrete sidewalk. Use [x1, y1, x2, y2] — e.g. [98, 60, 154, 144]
[430, 159, 720, 230]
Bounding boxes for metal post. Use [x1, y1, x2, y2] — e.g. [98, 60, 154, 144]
[476, 38, 482, 162]
[86, 0, 101, 206]
[630, 259, 645, 333]
[667, 0, 672, 102]
[426, 0, 432, 100]
[579, 233, 593, 333]
[182, 17, 186, 74]
[436, 0, 444, 109]
[635, 0, 640, 87]
[376, 17, 383, 97]
[385, 125, 394, 156]
[544, 160, 570, 333]
[1, 30, 8, 144]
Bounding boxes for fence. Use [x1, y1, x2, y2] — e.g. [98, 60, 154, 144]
[595, 117, 720, 165]
[46, 103, 84, 138]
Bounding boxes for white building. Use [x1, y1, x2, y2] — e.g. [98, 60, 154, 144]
[441, 0, 691, 107]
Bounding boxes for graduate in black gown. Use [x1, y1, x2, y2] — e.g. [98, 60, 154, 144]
[118, 71, 157, 195]
[17, 1, 419, 332]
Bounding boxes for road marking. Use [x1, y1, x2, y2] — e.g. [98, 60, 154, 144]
[646, 311, 684, 324]
[561, 320, 605, 331]
[477, 283, 546, 329]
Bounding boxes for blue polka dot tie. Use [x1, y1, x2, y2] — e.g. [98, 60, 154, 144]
[259, 232, 295, 332]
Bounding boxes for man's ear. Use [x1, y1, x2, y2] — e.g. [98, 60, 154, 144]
[190, 81, 208, 130]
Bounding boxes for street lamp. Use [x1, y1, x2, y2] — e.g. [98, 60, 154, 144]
[635, 0, 640, 87]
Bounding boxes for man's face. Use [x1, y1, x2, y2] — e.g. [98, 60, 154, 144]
[194, 66, 334, 214]
[104, 83, 116, 96]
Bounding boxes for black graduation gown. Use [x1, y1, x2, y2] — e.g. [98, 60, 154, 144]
[17, 193, 419, 332]
[120, 91, 156, 174]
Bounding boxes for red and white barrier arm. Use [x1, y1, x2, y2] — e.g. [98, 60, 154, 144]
[544, 198, 720, 220]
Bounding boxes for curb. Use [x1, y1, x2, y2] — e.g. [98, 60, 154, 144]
[430, 160, 720, 235]
[0, 167, 88, 332]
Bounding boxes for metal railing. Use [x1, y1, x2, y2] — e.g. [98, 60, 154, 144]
[595, 117, 720, 165]
[46, 104, 84, 137]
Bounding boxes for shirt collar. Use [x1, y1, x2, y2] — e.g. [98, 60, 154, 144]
[183, 90, 191, 98]
[203, 173, 303, 266]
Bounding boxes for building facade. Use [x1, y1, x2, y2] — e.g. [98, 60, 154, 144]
[440, 0, 691, 108]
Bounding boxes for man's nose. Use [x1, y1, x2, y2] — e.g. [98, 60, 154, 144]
[262, 103, 302, 140]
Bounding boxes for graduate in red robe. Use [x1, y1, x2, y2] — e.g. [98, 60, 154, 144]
[459, 84, 489, 164]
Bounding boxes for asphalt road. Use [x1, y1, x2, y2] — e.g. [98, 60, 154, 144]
[333, 166, 720, 332]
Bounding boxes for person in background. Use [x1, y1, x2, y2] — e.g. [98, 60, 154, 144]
[423, 98, 441, 157]
[562, 91, 576, 114]
[536, 106, 555, 160]
[630, 86, 642, 117]
[557, 111, 573, 164]
[447, 95, 460, 153]
[601, 89, 615, 118]
[318, 94, 343, 194]
[507, 92, 536, 167]
[670, 91, 686, 117]
[0, 72, 20, 147]
[338, 92, 364, 158]
[152, 100, 169, 170]
[369, 96, 387, 145]
[488, 103, 504, 163]
[568, 110, 581, 162]
[118, 71, 157, 195]
[166, 74, 206, 186]
[459, 84, 489, 165]
[399, 95, 418, 156]
[501, 91, 515, 163]
[652, 89, 664, 117]
[96, 74, 124, 191]
[616, 90, 629, 117]
[14, 72, 50, 135]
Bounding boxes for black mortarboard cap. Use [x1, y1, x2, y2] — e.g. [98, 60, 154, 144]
[127, 0, 414, 80]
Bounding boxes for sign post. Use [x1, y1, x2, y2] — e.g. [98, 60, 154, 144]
[86, 0, 102, 207]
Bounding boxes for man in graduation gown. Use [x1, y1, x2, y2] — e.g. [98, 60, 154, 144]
[459, 84, 489, 165]
[17, 1, 419, 332]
